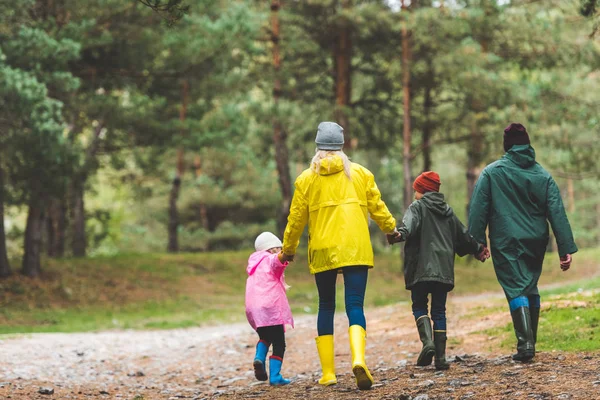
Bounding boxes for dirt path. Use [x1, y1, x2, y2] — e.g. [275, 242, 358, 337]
[0, 293, 599, 399]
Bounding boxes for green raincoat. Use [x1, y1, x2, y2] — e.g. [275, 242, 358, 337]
[468, 145, 578, 300]
[400, 192, 482, 291]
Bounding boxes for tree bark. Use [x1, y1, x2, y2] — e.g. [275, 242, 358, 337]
[567, 178, 575, 213]
[597, 202, 600, 247]
[167, 80, 188, 253]
[193, 154, 209, 232]
[68, 123, 104, 257]
[401, 0, 413, 211]
[47, 198, 67, 257]
[422, 59, 434, 172]
[334, 0, 353, 150]
[46, 207, 54, 257]
[70, 179, 86, 257]
[0, 165, 11, 278]
[270, 0, 293, 238]
[466, 118, 483, 219]
[22, 200, 45, 278]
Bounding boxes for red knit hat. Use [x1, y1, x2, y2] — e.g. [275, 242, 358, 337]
[413, 171, 441, 194]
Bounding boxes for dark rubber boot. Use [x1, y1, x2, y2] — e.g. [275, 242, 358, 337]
[416, 316, 436, 366]
[530, 307, 540, 344]
[434, 331, 450, 370]
[511, 307, 535, 362]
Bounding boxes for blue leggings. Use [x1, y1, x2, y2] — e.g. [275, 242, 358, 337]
[411, 282, 449, 331]
[315, 266, 368, 336]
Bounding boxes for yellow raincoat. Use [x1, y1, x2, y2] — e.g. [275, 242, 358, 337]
[282, 155, 396, 274]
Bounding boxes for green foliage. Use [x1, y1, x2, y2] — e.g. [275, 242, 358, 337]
[137, 0, 190, 26]
[0, 4, 79, 205]
[0, 247, 598, 334]
[1, 0, 600, 259]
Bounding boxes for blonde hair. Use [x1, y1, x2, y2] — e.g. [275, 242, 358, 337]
[311, 149, 352, 179]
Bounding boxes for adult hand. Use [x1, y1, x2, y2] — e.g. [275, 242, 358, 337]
[560, 254, 572, 271]
[278, 252, 295, 263]
[386, 229, 403, 245]
[475, 245, 490, 262]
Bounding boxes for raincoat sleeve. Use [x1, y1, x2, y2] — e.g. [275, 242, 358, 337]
[546, 177, 578, 257]
[454, 216, 482, 257]
[282, 180, 309, 256]
[397, 202, 421, 241]
[366, 172, 397, 234]
[468, 169, 491, 246]
[269, 253, 288, 277]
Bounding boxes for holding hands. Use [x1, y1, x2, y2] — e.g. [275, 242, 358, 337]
[474, 245, 491, 262]
[386, 228, 403, 245]
[278, 252, 295, 263]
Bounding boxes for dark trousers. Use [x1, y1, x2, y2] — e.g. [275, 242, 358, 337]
[257, 324, 286, 358]
[411, 281, 449, 331]
[315, 266, 369, 336]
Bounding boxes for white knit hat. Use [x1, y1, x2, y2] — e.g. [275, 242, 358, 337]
[254, 232, 283, 252]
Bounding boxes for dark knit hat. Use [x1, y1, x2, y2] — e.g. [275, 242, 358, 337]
[503, 123, 530, 152]
[413, 171, 441, 194]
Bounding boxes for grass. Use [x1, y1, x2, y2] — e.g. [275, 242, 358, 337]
[482, 290, 600, 352]
[0, 247, 598, 335]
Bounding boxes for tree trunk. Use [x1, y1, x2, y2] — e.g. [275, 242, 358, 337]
[271, 0, 293, 237]
[167, 80, 188, 253]
[55, 198, 67, 257]
[401, 0, 413, 211]
[334, 0, 353, 150]
[466, 118, 483, 219]
[22, 200, 45, 278]
[167, 174, 181, 252]
[422, 59, 434, 172]
[47, 198, 67, 257]
[567, 178, 575, 213]
[0, 166, 11, 278]
[597, 202, 600, 247]
[46, 207, 54, 257]
[68, 123, 104, 258]
[71, 179, 86, 257]
[193, 154, 210, 232]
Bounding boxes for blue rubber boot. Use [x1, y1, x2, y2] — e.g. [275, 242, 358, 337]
[269, 356, 291, 386]
[253, 340, 269, 381]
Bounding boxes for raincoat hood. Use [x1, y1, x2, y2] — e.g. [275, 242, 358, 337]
[313, 155, 345, 176]
[247, 250, 270, 275]
[504, 144, 536, 168]
[421, 192, 453, 217]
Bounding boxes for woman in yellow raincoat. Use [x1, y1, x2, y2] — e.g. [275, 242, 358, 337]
[281, 121, 398, 390]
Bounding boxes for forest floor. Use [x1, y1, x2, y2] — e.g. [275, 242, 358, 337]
[0, 288, 599, 400]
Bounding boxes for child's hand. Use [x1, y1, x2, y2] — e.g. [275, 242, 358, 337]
[278, 252, 295, 263]
[386, 229, 403, 245]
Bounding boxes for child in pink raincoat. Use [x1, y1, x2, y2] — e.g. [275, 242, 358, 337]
[245, 232, 294, 386]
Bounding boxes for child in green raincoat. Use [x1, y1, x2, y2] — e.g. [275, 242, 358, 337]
[389, 171, 489, 370]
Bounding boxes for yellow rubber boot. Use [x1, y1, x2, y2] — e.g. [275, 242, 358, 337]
[349, 325, 374, 390]
[315, 335, 337, 386]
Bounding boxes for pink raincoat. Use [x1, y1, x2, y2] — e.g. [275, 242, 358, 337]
[245, 250, 294, 331]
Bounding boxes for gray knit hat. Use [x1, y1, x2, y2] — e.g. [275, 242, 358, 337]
[315, 122, 344, 150]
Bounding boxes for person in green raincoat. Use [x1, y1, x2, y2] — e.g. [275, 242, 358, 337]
[468, 123, 578, 362]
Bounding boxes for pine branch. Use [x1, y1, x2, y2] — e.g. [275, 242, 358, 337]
[137, 0, 189, 26]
